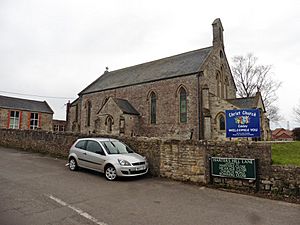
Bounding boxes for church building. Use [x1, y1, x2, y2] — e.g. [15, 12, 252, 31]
[67, 18, 271, 141]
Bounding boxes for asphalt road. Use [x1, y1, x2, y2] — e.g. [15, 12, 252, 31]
[0, 146, 299, 225]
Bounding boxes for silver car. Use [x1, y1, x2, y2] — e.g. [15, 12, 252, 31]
[67, 138, 148, 181]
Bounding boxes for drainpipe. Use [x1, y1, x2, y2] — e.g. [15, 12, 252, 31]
[197, 72, 204, 140]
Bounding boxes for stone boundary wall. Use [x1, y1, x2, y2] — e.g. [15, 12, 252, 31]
[262, 166, 300, 198]
[205, 141, 272, 191]
[205, 141, 299, 201]
[0, 129, 76, 157]
[159, 139, 206, 183]
[115, 136, 161, 176]
[0, 129, 298, 201]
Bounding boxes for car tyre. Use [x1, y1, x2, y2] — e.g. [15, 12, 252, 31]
[105, 165, 117, 181]
[69, 158, 78, 171]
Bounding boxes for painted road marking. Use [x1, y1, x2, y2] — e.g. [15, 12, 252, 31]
[48, 194, 108, 225]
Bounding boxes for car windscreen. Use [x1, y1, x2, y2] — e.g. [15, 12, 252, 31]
[101, 141, 134, 154]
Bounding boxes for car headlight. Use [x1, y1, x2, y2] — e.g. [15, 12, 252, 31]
[118, 159, 131, 166]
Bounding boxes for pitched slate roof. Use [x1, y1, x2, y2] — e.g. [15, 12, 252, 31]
[80, 46, 213, 95]
[227, 97, 258, 109]
[0, 95, 54, 114]
[113, 98, 140, 115]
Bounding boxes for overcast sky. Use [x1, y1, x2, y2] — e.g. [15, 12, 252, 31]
[0, 0, 299, 129]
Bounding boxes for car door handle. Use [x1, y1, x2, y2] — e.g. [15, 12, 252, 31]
[83, 152, 87, 155]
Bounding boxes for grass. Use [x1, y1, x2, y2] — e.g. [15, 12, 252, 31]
[272, 141, 300, 166]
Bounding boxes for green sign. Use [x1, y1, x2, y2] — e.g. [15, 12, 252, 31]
[211, 157, 256, 180]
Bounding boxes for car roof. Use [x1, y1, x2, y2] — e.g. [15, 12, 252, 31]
[76, 137, 119, 142]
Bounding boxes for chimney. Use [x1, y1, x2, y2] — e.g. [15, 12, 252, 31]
[212, 18, 224, 48]
[66, 100, 71, 122]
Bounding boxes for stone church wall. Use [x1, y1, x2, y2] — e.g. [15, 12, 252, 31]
[78, 74, 200, 140]
[68, 100, 81, 133]
[202, 47, 236, 100]
[209, 94, 239, 140]
[96, 98, 124, 136]
[69, 46, 239, 141]
[95, 98, 139, 137]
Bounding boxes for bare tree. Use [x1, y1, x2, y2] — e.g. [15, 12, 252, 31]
[294, 100, 300, 124]
[231, 53, 282, 122]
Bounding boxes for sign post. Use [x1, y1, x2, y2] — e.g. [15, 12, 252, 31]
[211, 157, 256, 180]
[225, 109, 261, 138]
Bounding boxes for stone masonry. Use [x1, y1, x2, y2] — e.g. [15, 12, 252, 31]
[0, 129, 298, 201]
[67, 18, 271, 141]
[77, 75, 201, 139]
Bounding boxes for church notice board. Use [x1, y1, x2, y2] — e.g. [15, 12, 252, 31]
[225, 109, 261, 138]
[211, 157, 256, 180]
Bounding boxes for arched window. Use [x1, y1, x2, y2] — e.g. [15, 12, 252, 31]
[219, 115, 225, 131]
[224, 77, 228, 99]
[119, 116, 125, 134]
[106, 116, 113, 133]
[220, 66, 225, 99]
[179, 87, 187, 123]
[216, 72, 221, 97]
[87, 101, 92, 126]
[150, 92, 156, 124]
[221, 74, 225, 99]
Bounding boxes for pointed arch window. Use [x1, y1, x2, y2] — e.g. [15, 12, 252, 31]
[179, 87, 187, 123]
[216, 72, 221, 97]
[106, 116, 113, 133]
[220, 74, 224, 99]
[119, 116, 125, 134]
[219, 115, 225, 131]
[150, 92, 156, 124]
[224, 77, 228, 99]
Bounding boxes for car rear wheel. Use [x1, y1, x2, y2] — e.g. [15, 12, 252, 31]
[105, 165, 117, 181]
[69, 158, 78, 171]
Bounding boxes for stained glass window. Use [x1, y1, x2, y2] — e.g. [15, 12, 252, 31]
[219, 115, 225, 130]
[150, 92, 156, 124]
[180, 88, 187, 123]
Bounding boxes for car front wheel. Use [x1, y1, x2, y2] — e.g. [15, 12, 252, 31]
[105, 165, 117, 181]
[69, 158, 78, 171]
